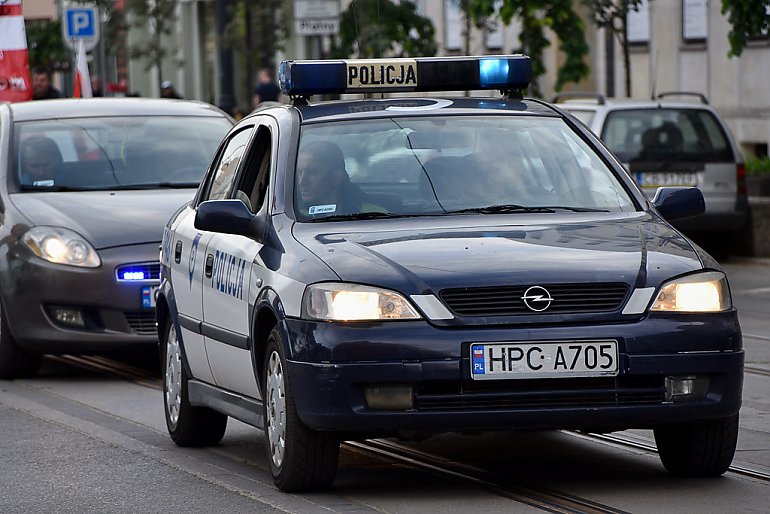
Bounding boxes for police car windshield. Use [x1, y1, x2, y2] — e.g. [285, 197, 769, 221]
[13, 116, 231, 191]
[294, 116, 635, 221]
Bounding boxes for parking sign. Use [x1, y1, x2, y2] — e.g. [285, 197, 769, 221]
[62, 4, 100, 52]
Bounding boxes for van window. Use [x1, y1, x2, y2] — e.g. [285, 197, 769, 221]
[600, 108, 734, 163]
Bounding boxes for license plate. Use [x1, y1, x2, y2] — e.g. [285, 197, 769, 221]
[470, 340, 618, 380]
[635, 171, 698, 188]
[142, 286, 159, 309]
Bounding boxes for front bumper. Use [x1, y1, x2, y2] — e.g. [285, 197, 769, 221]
[283, 312, 743, 434]
[2, 242, 161, 354]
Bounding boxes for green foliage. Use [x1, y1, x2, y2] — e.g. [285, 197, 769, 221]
[25, 20, 68, 71]
[467, 0, 589, 96]
[331, 0, 437, 59]
[746, 156, 770, 175]
[224, 0, 288, 68]
[120, 0, 179, 80]
[583, 0, 648, 97]
[721, 0, 770, 57]
[586, 0, 645, 29]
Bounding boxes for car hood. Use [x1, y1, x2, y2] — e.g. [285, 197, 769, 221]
[11, 190, 195, 249]
[292, 213, 704, 295]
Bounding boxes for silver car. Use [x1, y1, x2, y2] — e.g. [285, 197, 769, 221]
[0, 98, 233, 378]
[555, 93, 748, 239]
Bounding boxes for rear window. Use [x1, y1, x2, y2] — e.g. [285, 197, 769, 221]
[600, 108, 734, 163]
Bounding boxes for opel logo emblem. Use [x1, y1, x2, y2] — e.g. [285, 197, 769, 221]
[522, 286, 554, 312]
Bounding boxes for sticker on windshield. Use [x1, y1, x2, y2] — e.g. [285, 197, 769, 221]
[309, 204, 337, 215]
[33, 179, 54, 187]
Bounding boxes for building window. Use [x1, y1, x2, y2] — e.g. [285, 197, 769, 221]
[627, 0, 650, 46]
[683, 0, 708, 44]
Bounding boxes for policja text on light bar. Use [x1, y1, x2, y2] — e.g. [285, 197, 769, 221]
[278, 55, 532, 98]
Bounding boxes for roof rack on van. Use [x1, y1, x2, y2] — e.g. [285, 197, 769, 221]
[655, 91, 709, 105]
[551, 92, 606, 105]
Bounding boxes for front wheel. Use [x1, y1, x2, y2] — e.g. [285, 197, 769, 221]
[0, 302, 41, 379]
[654, 414, 739, 477]
[162, 319, 227, 446]
[263, 327, 339, 492]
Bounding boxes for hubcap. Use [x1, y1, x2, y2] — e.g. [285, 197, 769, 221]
[165, 324, 182, 426]
[265, 350, 286, 468]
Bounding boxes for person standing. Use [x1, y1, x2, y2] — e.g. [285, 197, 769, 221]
[91, 75, 103, 97]
[31, 66, 62, 100]
[160, 80, 183, 99]
[252, 67, 281, 108]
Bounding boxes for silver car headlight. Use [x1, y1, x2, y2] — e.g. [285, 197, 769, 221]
[302, 283, 421, 321]
[21, 226, 101, 268]
[650, 271, 731, 313]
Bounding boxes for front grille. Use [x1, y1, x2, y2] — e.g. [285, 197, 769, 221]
[125, 312, 157, 335]
[116, 262, 161, 281]
[440, 283, 629, 316]
[415, 376, 665, 411]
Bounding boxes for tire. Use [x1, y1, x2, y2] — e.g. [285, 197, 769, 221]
[162, 319, 227, 446]
[654, 414, 739, 477]
[263, 327, 339, 492]
[0, 301, 41, 379]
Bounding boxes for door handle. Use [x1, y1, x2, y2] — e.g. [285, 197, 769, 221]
[174, 240, 182, 264]
[205, 254, 214, 277]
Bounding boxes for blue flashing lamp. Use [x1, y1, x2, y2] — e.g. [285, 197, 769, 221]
[120, 270, 146, 281]
[279, 55, 531, 98]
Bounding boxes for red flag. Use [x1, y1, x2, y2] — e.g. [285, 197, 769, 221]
[72, 39, 93, 98]
[0, 0, 33, 102]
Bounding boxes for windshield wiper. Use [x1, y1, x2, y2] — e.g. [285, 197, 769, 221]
[19, 185, 81, 192]
[305, 211, 413, 222]
[445, 204, 556, 214]
[537, 206, 610, 212]
[102, 182, 199, 190]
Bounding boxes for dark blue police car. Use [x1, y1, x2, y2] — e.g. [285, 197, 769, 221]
[157, 55, 743, 492]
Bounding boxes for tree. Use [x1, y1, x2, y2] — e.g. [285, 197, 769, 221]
[25, 20, 68, 72]
[721, 0, 770, 57]
[467, 0, 590, 96]
[223, 0, 289, 110]
[331, 0, 436, 59]
[584, 0, 646, 97]
[120, 0, 179, 92]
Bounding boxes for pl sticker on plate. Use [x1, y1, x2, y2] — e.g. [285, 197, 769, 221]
[309, 204, 337, 215]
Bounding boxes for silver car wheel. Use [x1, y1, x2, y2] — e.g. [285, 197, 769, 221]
[266, 349, 286, 468]
[165, 324, 182, 426]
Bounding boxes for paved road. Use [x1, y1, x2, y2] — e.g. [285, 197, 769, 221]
[1, 259, 768, 513]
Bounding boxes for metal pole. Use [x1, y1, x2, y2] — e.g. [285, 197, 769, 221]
[216, 0, 235, 115]
[99, 7, 107, 96]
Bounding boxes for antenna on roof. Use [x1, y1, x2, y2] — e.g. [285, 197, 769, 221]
[651, 50, 659, 101]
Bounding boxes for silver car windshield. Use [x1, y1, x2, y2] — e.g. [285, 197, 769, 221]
[13, 116, 231, 191]
[294, 115, 636, 221]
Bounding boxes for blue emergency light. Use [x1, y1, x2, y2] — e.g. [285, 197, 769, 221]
[120, 270, 146, 281]
[278, 55, 532, 97]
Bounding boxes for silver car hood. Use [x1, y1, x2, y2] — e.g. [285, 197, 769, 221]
[10, 189, 195, 249]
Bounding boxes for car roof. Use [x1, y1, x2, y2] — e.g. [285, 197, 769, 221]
[271, 97, 561, 123]
[6, 98, 229, 122]
[557, 98, 716, 112]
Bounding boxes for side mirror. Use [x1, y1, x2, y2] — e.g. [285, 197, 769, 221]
[194, 199, 265, 239]
[652, 187, 705, 222]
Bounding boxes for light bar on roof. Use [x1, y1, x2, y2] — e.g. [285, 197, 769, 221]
[278, 55, 532, 97]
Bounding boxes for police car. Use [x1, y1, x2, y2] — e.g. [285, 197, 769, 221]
[157, 56, 743, 492]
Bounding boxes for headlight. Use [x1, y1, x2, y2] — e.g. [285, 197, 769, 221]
[650, 271, 731, 313]
[302, 283, 421, 321]
[21, 226, 101, 268]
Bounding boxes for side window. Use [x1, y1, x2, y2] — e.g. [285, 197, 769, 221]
[202, 127, 254, 202]
[233, 125, 272, 213]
